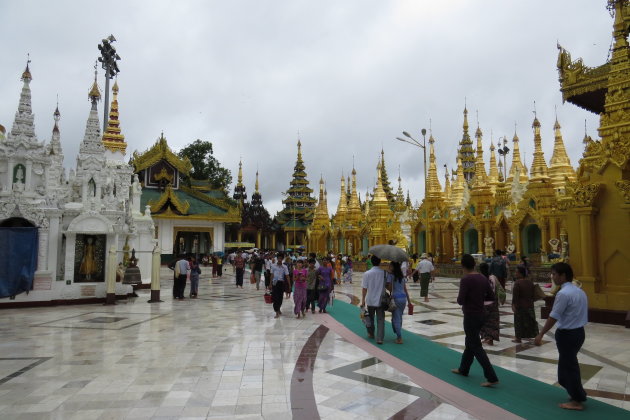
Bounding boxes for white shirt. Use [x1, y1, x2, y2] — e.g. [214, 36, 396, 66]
[264, 259, 272, 270]
[416, 259, 434, 274]
[361, 267, 391, 307]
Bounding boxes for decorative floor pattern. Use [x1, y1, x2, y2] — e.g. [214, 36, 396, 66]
[0, 268, 628, 419]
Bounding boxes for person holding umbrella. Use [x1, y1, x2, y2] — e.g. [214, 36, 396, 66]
[361, 244, 407, 344]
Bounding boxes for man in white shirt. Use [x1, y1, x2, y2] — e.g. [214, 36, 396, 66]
[535, 262, 588, 411]
[413, 253, 435, 302]
[270, 253, 289, 318]
[174, 254, 190, 300]
[360, 255, 391, 344]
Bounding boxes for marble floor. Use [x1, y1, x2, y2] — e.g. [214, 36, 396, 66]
[0, 268, 628, 420]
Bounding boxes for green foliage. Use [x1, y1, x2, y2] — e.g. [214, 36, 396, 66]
[178, 139, 232, 192]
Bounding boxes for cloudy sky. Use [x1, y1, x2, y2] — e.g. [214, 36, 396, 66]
[0, 0, 613, 216]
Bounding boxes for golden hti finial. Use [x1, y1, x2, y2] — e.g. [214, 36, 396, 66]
[255, 170, 260, 193]
[237, 159, 244, 186]
[22, 53, 32, 81]
[88, 60, 101, 102]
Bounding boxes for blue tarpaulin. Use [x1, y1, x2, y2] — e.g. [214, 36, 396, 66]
[0, 227, 38, 298]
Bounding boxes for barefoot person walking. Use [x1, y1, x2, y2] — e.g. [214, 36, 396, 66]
[534, 262, 588, 411]
[452, 254, 499, 387]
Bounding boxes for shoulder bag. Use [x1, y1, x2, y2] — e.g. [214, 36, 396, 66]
[533, 283, 546, 301]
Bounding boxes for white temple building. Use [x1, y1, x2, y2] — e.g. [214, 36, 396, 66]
[0, 61, 155, 304]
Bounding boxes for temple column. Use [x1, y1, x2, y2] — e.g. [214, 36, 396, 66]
[285, 231, 290, 248]
[37, 225, 48, 271]
[272, 235, 276, 250]
[515, 227, 522, 261]
[477, 224, 484, 255]
[457, 230, 463, 260]
[575, 207, 599, 293]
[25, 160, 33, 191]
[7, 158, 14, 187]
[540, 221, 549, 255]
[237, 229, 242, 242]
[549, 216, 558, 242]
[64, 233, 76, 282]
[256, 231, 261, 249]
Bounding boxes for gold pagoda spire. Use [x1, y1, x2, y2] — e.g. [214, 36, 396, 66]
[237, 159, 244, 187]
[336, 172, 348, 214]
[373, 157, 389, 203]
[254, 170, 260, 193]
[426, 134, 443, 195]
[443, 165, 452, 202]
[313, 176, 329, 220]
[549, 117, 577, 190]
[102, 80, 127, 155]
[348, 167, 362, 215]
[458, 105, 475, 183]
[364, 188, 371, 216]
[507, 130, 528, 184]
[529, 116, 550, 181]
[472, 124, 488, 187]
[450, 156, 466, 207]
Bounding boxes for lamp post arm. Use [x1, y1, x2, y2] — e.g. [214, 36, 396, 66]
[396, 137, 424, 149]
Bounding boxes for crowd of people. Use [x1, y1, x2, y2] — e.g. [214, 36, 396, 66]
[169, 247, 588, 411]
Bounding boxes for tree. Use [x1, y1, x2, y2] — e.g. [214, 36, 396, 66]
[178, 139, 232, 192]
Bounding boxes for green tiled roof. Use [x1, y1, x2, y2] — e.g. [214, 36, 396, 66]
[141, 188, 231, 216]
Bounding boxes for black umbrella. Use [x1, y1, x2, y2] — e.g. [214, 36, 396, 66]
[368, 244, 409, 262]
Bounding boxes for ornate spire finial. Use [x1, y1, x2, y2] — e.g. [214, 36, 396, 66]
[255, 170, 259, 193]
[22, 54, 32, 81]
[88, 60, 101, 103]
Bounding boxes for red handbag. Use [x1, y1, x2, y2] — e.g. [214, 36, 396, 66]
[407, 303, 414, 315]
[264, 293, 273, 304]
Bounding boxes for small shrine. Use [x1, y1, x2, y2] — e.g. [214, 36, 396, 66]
[130, 134, 240, 262]
[0, 61, 154, 304]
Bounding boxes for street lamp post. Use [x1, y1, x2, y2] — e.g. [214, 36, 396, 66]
[396, 128, 428, 253]
[497, 136, 510, 182]
[97, 35, 121, 135]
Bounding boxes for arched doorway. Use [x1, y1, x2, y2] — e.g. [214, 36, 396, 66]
[417, 231, 426, 254]
[0, 217, 39, 298]
[0, 217, 35, 227]
[521, 224, 542, 256]
[464, 228, 479, 254]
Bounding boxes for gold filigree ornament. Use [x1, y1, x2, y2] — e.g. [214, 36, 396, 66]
[566, 182, 602, 207]
[608, 132, 630, 168]
[615, 180, 630, 203]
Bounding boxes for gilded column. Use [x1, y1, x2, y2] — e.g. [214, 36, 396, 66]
[576, 207, 599, 279]
[256, 231, 261, 249]
[549, 216, 558, 242]
[540, 221, 549, 255]
[477, 224, 484, 255]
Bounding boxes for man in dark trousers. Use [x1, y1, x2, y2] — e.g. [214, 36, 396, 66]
[489, 250, 508, 289]
[173, 254, 190, 300]
[452, 254, 499, 387]
[270, 253, 289, 318]
[234, 251, 245, 288]
[535, 262, 588, 411]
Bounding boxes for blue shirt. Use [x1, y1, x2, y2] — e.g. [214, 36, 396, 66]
[271, 264, 289, 284]
[550, 282, 588, 329]
[392, 277, 407, 299]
